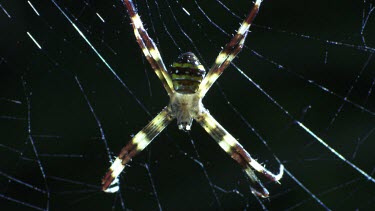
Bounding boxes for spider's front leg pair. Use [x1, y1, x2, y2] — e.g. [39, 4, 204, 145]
[102, 0, 283, 198]
[102, 107, 283, 198]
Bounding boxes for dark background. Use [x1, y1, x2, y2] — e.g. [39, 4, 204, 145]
[1, 0, 375, 210]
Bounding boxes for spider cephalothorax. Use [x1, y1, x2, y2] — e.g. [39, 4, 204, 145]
[102, 0, 284, 198]
[168, 89, 205, 132]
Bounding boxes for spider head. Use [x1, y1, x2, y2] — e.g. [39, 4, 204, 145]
[178, 121, 192, 132]
[174, 105, 194, 132]
[169, 52, 206, 94]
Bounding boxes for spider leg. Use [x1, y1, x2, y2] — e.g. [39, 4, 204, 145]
[102, 107, 173, 191]
[195, 111, 284, 198]
[123, 0, 174, 95]
[198, 0, 262, 98]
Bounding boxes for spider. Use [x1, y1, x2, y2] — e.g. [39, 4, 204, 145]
[102, 0, 284, 198]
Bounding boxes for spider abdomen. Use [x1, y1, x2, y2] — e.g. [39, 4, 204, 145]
[169, 52, 206, 94]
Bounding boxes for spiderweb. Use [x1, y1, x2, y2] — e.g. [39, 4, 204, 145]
[1, 0, 375, 210]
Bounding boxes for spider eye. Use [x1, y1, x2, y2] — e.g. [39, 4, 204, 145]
[169, 52, 206, 94]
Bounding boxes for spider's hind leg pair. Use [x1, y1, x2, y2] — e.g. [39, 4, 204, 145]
[102, 0, 284, 198]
